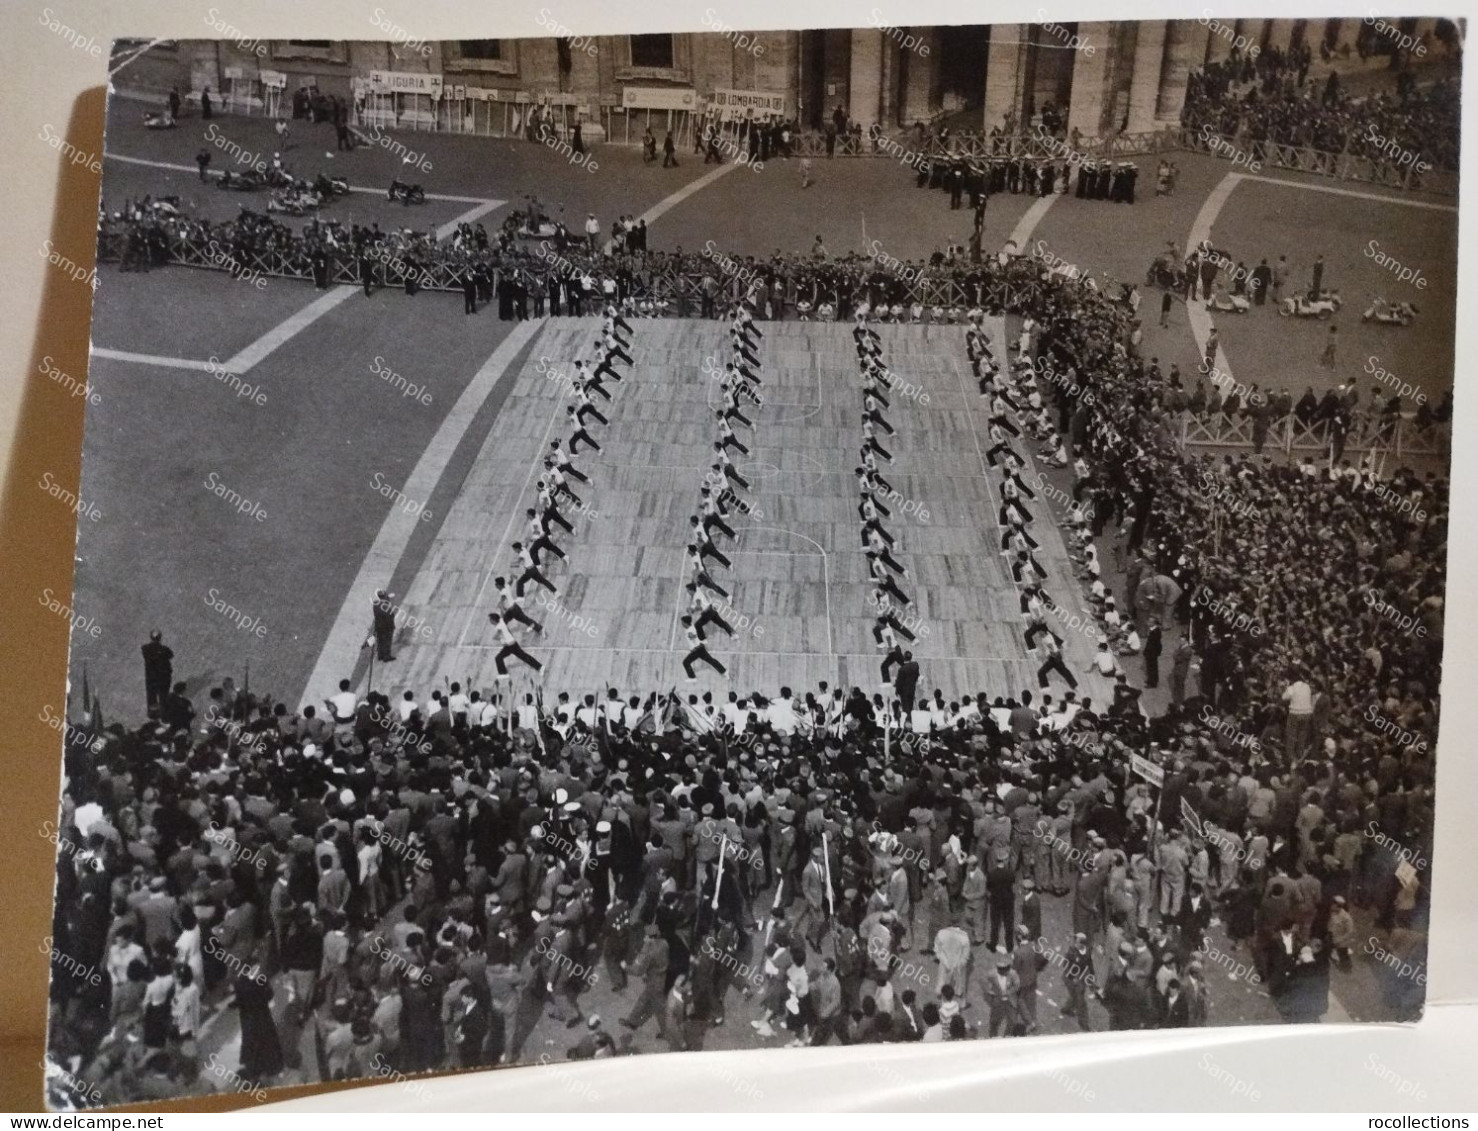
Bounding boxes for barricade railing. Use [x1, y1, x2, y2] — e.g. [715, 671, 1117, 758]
[918, 128, 1180, 162]
[1177, 410, 1451, 460]
[1178, 128, 1458, 195]
[96, 222, 1056, 314]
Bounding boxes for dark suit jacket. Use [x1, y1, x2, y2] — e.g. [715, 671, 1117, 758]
[1020, 893, 1042, 941]
[1158, 990, 1190, 1027]
[895, 661, 920, 700]
[456, 999, 489, 1061]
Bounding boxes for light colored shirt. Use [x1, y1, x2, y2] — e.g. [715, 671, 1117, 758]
[1283, 681, 1314, 714]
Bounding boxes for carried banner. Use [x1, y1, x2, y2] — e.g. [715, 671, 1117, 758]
[1130, 753, 1164, 786]
[709, 87, 787, 121]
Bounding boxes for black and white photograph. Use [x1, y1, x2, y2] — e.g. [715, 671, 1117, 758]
[14, 5, 1467, 1113]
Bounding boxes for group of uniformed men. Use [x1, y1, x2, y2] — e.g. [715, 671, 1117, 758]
[922, 156, 1141, 208]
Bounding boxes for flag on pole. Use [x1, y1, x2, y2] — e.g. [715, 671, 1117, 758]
[1180, 796, 1204, 838]
[534, 690, 553, 758]
[659, 687, 683, 732]
[763, 878, 785, 944]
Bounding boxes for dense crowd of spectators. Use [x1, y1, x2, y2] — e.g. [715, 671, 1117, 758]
[1183, 51, 1460, 172]
[54, 181, 1442, 1110]
[96, 195, 1058, 318]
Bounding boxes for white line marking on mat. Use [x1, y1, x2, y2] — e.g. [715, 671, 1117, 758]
[298, 319, 543, 705]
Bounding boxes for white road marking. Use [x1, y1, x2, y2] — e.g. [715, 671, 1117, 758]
[601, 161, 738, 254]
[222, 285, 360, 374]
[220, 199, 503, 374]
[89, 348, 215, 370]
[1185, 172, 1245, 389]
[1009, 191, 1060, 249]
[1236, 172, 1458, 213]
[298, 319, 543, 705]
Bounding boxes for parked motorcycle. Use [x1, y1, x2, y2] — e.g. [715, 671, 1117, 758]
[313, 173, 350, 198]
[1361, 297, 1419, 326]
[217, 168, 266, 191]
[388, 178, 426, 205]
[1279, 290, 1342, 319]
[267, 188, 321, 216]
[1207, 290, 1251, 314]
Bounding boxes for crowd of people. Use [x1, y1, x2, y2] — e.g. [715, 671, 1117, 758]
[95, 192, 1066, 320]
[916, 151, 1141, 210]
[1182, 49, 1460, 173]
[55, 76, 1453, 1101]
[50, 207, 1441, 1104]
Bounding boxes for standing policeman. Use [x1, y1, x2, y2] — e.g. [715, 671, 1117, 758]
[141, 630, 174, 713]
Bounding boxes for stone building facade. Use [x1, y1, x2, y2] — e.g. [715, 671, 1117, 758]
[118, 18, 1450, 142]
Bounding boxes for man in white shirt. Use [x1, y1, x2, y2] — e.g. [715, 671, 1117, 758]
[680, 616, 726, 682]
[447, 682, 471, 726]
[699, 486, 736, 541]
[517, 694, 540, 730]
[396, 689, 419, 723]
[1036, 635, 1078, 690]
[1087, 639, 1121, 678]
[687, 544, 729, 600]
[575, 696, 600, 730]
[538, 477, 576, 532]
[766, 690, 798, 736]
[566, 405, 602, 456]
[488, 613, 542, 678]
[1283, 674, 1314, 756]
[325, 679, 358, 729]
[526, 509, 567, 568]
[584, 213, 600, 250]
[512, 542, 557, 598]
[687, 582, 734, 640]
[474, 693, 501, 729]
[495, 576, 544, 635]
[722, 693, 751, 732]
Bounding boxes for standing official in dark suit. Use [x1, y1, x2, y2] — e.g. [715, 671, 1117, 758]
[893, 652, 920, 712]
[142, 631, 174, 713]
[371, 591, 397, 662]
[454, 983, 491, 1066]
[1143, 620, 1163, 688]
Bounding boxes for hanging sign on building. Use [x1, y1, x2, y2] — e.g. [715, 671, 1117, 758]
[709, 87, 787, 120]
[366, 70, 444, 97]
[621, 85, 697, 111]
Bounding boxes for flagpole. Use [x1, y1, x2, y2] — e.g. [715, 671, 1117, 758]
[766, 877, 784, 945]
[713, 836, 726, 911]
[822, 831, 835, 919]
